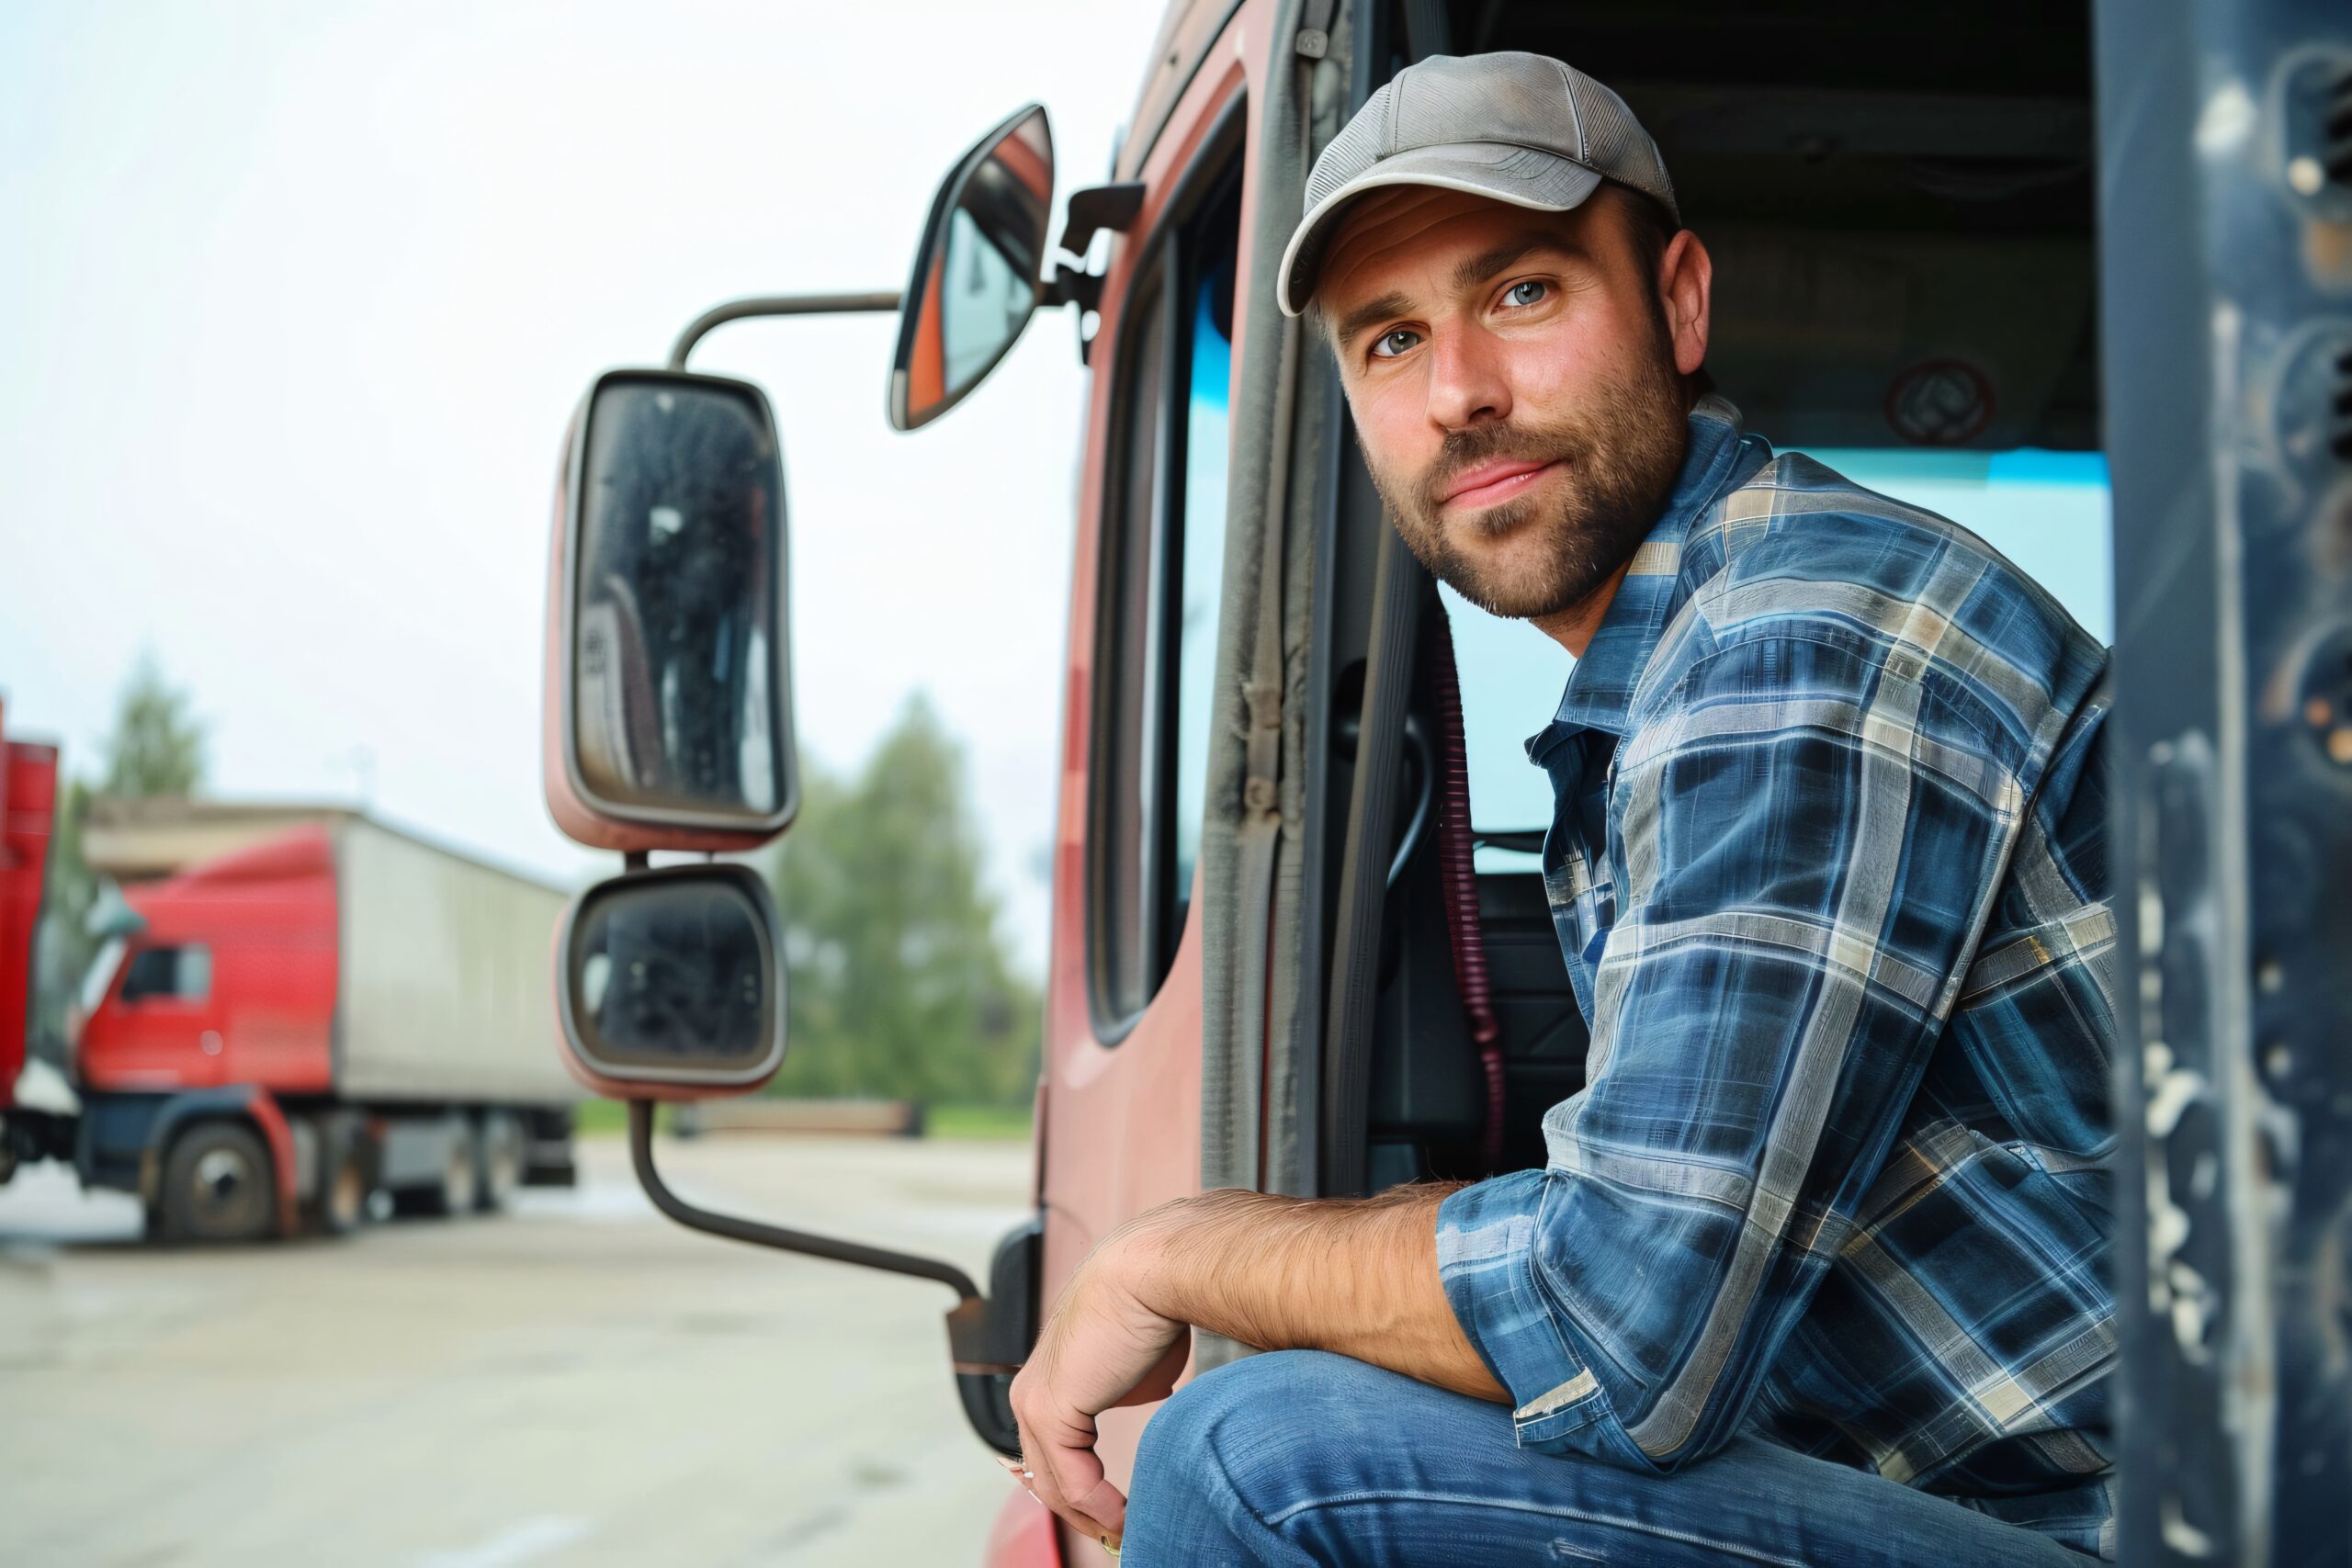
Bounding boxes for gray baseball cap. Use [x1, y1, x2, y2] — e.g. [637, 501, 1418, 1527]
[1278, 52, 1679, 318]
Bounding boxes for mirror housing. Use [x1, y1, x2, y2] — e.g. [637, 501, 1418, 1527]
[554, 862, 785, 1101]
[545, 367, 797, 853]
[888, 104, 1055, 433]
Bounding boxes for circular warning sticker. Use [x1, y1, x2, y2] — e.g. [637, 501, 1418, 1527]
[1884, 359, 1996, 446]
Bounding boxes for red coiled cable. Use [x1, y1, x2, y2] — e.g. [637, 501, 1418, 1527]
[1426, 607, 1505, 1170]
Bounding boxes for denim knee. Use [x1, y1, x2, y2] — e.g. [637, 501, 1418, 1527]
[1133, 1349, 1371, 1525]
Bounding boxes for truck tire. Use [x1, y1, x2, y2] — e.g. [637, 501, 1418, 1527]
[317, 1145, 370, 1235]
[475, 1113, 522, 1213]
[158, 1122, 276, 1244]
[393, 1121, 478, 1218]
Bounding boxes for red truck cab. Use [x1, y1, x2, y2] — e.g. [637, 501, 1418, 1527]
[76, 828, 336, 1098]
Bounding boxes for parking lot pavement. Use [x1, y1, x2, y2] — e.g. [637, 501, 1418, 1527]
[0, 1132, 1038, 1567]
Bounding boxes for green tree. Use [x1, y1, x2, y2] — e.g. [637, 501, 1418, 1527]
[28, 653, 208, 1060]
[99, 650, 207, 796]
[766, 694, 1040, 1106]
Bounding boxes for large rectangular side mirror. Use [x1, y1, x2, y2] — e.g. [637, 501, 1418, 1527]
[544, 368, 798, 852]
[554, 863, 784, 1100]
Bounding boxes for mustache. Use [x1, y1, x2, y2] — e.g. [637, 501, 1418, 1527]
[1414, 422, 1582, 516]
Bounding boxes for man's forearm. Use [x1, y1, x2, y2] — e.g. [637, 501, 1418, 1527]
[1117, 1184, 1506, 1403]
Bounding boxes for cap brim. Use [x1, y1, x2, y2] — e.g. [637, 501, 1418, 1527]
[1277, 142, 1605, 318]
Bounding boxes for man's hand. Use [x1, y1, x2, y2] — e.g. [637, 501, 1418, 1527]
[1006, 1223, 1189, 1549]
[1003, 1186, 1501, 1549]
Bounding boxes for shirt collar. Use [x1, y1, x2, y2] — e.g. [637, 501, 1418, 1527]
[1532, 397, 1756, 752]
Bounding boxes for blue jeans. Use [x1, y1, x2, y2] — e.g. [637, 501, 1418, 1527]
[1123, 1351, 2101, 1566]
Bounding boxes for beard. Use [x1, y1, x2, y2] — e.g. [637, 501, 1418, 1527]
[1364, 344, 1690, 623]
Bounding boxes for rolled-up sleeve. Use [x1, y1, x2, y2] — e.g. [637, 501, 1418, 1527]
[1438, 629, 2031, 1471]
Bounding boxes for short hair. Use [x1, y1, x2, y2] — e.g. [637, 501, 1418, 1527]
[1609, 183, 1677, 288]
[1601, 182, 1714, 400]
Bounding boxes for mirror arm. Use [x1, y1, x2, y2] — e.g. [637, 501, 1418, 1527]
[627, 1100, 980, 1300]
[669, 290, 903, 371]
[628, 1102, 1024, 1456]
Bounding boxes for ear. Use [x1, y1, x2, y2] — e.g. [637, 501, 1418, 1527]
[1657, 230, 1713, 380]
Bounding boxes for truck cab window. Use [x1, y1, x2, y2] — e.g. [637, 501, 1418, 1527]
[119, 943, 210, 1004]
[1090, 160, 1243, 1034]
[1445, 450, 2115, 872]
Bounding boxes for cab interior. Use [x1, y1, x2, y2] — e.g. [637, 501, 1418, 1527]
[1311, 0, 2101, 1194]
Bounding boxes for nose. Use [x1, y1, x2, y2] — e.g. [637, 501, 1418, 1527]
[1424, 324, 1511, 432]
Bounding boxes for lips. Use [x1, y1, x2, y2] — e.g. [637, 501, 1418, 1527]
[1438, 457, 1561, 509]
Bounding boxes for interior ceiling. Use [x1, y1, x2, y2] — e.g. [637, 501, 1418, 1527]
[1453, 0, 2101, 451]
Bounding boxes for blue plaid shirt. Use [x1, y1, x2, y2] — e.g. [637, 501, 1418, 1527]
[1437, 400, 2117, 1558]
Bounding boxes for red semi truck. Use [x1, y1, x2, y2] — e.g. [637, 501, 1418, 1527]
[0, 709, 581, 1241]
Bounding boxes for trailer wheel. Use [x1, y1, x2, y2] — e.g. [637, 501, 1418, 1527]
[159, 1122, 276, 1244]
[318, 1146, 370, 1235]
[475, 1113, 522, 1213]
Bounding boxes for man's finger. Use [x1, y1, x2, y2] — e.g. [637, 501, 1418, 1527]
[1017, 1410, 1126, 1542]
[1048, 1441, 1128, 1540]
[1028, 1424, 1115, 1538]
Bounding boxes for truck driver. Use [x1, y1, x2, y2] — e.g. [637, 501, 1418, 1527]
[1009, 52, 2116, 1565]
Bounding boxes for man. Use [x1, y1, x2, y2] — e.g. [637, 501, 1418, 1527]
[1008, 52, 2115, 1565]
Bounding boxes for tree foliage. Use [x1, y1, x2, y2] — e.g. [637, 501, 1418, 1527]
[765, 694, 1039, 1107]
[98, 651, 207, 798]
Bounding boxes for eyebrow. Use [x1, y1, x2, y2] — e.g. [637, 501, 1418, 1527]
[1451, 229, 1581, 293]
[1329, 290, 1416, 348]
[1327, 227, 1587, 349]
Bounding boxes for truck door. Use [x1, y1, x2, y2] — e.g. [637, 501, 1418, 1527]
[1037, 8, 1257, 1498]
[94, 942, 222, 1089]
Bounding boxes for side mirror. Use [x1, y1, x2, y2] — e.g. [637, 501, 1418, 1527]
[545, 368, 797, 852]
[888, 104, 1055, 432]
[555, 863, 784, 1100]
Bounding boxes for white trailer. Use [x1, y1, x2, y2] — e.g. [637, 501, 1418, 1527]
[330, 818, 581, 1215]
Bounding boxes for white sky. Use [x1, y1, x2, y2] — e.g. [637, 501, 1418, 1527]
[0, 0, 1169, 975]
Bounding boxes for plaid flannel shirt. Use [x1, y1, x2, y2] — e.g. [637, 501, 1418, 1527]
[1437, 399, 2118, 1557]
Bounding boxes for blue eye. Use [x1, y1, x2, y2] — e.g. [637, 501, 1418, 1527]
[1371, 328, 1421, 359]
[1504, 280, 1548, 309]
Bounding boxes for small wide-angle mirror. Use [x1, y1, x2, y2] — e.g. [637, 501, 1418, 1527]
[560, 368, 797, 838]
[888, 104, 1055, 432]
[556, 863, 784, 1099]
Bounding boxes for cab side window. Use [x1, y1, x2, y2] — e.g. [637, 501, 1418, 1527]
[1091, 159, 1243, 1035]
[119, 943, 211, 1004]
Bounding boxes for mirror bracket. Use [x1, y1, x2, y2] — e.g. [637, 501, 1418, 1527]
[1042, 265, 1105, 314]
[626, 1100, 1026, 1457]
[1045, 182, 1147, 367]
[1056, 181, 1147, 257]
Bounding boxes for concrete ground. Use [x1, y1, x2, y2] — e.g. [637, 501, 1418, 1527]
[0, 1132, 1038, 1567]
